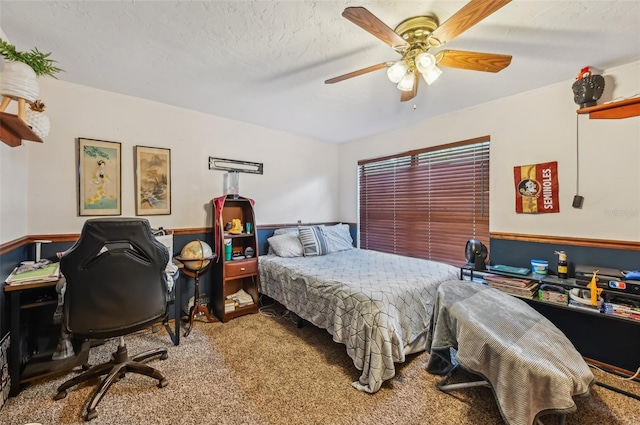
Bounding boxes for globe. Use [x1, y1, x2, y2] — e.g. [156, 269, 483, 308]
[179, 240, 213, 271]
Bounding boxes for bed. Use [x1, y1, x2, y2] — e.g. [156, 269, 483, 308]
[258, 224, 459, 393]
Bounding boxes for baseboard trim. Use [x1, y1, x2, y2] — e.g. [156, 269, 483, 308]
[0, 228, 215, 255]
[5, 228, 635, 255]
[0, 236, 28, 256]
[584, 357, 640, 382]
[491, 232, 640, 251]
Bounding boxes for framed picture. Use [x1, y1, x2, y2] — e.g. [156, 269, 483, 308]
[134, 145, 171, 215]
[77, 138, 122, 216]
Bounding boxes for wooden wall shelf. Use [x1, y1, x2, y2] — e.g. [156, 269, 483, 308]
[577, 97, 640, 119]
[0, 112, 43, 147]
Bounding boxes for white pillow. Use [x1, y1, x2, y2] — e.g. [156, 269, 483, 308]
[273, 227, 299, 236]
[322, 223, 354, 253]
[267, 233, 304, 257]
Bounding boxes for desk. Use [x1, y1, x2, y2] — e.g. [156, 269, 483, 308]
[5, 278, 90, 397]
[6, 272, 184, 396]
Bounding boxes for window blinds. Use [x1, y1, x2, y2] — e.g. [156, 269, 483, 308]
[358, 137, 490, 266]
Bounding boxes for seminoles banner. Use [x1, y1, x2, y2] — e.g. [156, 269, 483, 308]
[514, 161, 559, 214]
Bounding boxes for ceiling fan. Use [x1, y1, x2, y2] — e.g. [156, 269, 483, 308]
[325, 0, 513, 102]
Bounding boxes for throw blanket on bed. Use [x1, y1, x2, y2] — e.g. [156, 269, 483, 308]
[426, 280, 595, 425]
[259, 249, 459, 393]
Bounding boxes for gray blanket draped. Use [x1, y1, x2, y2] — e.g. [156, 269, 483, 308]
[426, 280, 595, 425]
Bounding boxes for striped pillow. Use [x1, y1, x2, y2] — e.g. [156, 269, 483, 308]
[298, 225, 329, 256]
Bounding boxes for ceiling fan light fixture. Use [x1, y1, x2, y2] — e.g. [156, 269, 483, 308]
[397, 71, 416, 91]
[415, 52, 437, 73]
[387, 60, 408, 83]
[327, 3, 514, 101]
[422, 65, 442, 85]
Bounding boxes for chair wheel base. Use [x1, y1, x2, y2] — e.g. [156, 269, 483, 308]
[160, 352, 168, 360]
[158, 378, 169, 388]
[85, 409, 98, 421]
[54, 391, 67, 401]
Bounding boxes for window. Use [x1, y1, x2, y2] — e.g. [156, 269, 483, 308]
[358, 136, 489, 266]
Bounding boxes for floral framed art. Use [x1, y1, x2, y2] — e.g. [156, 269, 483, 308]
[77, 138, 122, 216]
[134, 145, 171, 215]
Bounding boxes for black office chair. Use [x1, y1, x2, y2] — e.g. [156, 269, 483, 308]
[55, 218, 170, 421]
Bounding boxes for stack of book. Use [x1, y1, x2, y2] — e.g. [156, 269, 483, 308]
[603, 301, 640, 322]
[483, 274, 538, 299]
[5, 261, 60, 285]
[226, 288, 254, 309]
[224, 299, 236, 313]
[538, 285, 568, 305]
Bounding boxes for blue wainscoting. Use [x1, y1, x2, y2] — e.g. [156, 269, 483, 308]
[0, 245, 29, 337]
[0, 231, 216, 338]
[490, 238, 638, 276]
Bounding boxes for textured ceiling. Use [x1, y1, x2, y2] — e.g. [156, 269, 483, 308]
[1, 1, 639, 143]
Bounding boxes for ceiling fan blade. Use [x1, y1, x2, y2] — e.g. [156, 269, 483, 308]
[325, 63, 389, 84]
[401, 71, 420, 102]
[437, 50, 512, 72]
[430, 0, 511, 46]
[342, 7, 409, 48]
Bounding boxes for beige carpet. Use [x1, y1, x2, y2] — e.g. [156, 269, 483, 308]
[2, 311, 639, 425]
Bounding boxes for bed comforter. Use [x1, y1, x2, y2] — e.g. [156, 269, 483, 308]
[258, 249, 459, 393]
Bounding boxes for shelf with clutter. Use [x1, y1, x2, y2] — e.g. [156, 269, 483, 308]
[577, 97, 640, 119]
[571, 65, 640, 119]
[212, 194, 259, 322]
[461, 264, 640, 326]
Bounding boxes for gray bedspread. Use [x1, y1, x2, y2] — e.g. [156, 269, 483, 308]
[426, 280, 595, 425]
[258, 249, 459, 393]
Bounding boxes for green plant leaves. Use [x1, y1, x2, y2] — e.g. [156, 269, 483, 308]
[0, 38, 63, 78]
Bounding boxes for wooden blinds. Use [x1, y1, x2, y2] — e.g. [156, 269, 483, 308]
[358, 136, 490, 266]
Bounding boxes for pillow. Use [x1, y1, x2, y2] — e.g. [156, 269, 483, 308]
[267, 227, 299, 254]
[267, 233, 304, 257]
[298, 225, 330, 257]
[273, 227, 299, 236]
[322, 223, 354, 253]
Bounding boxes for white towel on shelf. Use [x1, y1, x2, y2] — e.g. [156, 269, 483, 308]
[154, 232, 177, 292]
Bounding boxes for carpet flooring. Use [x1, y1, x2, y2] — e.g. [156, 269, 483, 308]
[1, 311, 639, 425]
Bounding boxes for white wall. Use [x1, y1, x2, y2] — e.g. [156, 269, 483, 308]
[0, 28, 29, 244]
[3, 57, 639, 244]
[0, 136, 28, 244]
[338, 60, 640, 242]
[13, 78, 339, 241]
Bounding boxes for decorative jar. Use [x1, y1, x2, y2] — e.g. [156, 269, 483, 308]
[0, 61, 40, 103]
